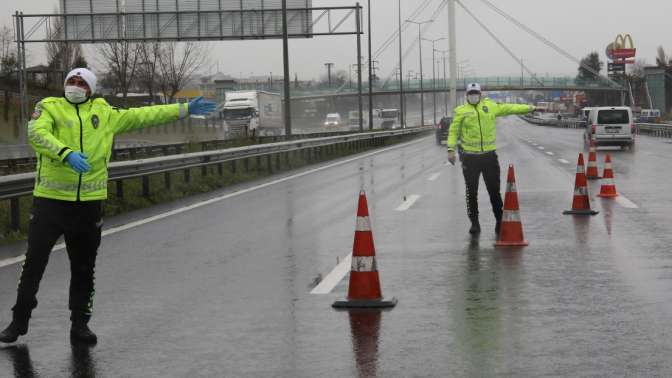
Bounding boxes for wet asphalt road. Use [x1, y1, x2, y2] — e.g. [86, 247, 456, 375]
[2, 117, 672, 376]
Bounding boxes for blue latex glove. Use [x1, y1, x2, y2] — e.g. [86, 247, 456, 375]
[188, 96, 217, 116]
[65, 152, 91, 174]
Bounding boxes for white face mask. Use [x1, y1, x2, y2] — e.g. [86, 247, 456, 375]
[65, 85, 89, 104]
[467, 94, 481, 105]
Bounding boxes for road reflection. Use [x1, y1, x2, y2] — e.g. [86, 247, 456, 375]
[348, 309, 382, 378]
[1, 345, 36, 378]
[70, 343, 98, 378]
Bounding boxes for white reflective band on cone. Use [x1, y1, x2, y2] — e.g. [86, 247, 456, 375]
[588, 161, 598, 167]
[351, 256, 377, 272]
[574, 187, 588, 196]
[605, 163, 612, 170]
[577, 166, 585, 174]
[506, 182, 517, 193]
[355, 216, 371, 232]
[601, 178, 614, 185]
[502, 210, 521, 222]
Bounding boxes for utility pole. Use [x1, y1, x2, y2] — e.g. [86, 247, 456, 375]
[282, 0, 292, 135]
[398, 0, 405, 128]
[368, 0, 374, 130]
[520, 57, 524, 87]
[448, 0, 457, 113]
[422, 37, 446, 126]
[407, 19, 433, 127]
[437, 49, 449, 116]
[325, 63, 334, 88]
[356, 3, 363, 132]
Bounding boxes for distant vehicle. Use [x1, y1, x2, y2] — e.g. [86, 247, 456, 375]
[347, 110, 367, 130]
[435, 116, 453, 145]
[380, 109, 400, 129]
[221, 91, 283, 136]
[637, 109, 661, 123]
[324, 113, 342, 127]
[585, 106, 635, 150]
[580, 107, 592, 121]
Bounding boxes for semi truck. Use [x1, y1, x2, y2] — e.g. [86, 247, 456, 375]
[220, 91, 283, 136]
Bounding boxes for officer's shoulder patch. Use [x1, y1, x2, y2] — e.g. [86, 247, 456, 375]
[482, 106, 489, 114]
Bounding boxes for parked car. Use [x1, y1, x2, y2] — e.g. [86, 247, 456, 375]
[585, 106, 635, 150]
[435, 116, 453, 145]
[324, 113, 342, 128]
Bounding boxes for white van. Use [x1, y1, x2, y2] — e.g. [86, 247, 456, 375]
[585, 106, 635, 149]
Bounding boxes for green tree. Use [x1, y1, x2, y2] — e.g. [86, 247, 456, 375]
[576, 52, 603, 84]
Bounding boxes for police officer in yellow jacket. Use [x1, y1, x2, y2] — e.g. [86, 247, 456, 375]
[447, 83, 534, 235]
[0, 68, 216, 344]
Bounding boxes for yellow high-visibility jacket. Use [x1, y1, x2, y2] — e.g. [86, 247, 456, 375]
[447, 98, 533, 153]
[28, 97, 189, 201]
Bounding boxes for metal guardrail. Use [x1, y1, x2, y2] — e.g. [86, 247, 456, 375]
[521, 116, 672, 137]
[0, 127, 431, 231]
[0, 130, 369, 175]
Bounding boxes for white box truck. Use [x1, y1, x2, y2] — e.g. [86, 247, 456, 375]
[221, 91, 283, 136]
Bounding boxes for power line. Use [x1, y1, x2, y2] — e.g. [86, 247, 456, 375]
[372, 0, 435, 59]
[382, 0, 448, 87]
[476, 0, 622, 88]
[456, 0, 543, 86]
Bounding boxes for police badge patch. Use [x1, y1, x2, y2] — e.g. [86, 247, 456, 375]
[91, 114, 99, 129]
[482, 106, 489, 114]
[31, 109, 42, 120]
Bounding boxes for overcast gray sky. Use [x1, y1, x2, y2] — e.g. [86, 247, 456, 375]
[3, 0, 671, 81]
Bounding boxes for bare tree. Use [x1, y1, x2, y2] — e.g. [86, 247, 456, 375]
[46, 13, 87, 86]
[136, 42, 161, 103]
[0, 25, 16, 79]
[157, 41, 208, 103]
[657, 46, 670, 68]
[97, 41, 140, 100]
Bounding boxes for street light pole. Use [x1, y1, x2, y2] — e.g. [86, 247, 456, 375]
[398, 0, 405, 128]
[448, 0, 457, 113]
[422, 37, 446, 125]
[281, 0, 292, 135]
[368, 0, 374, 130]
[407, 19, 433, 127]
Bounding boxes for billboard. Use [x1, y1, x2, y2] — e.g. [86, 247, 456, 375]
[59, 0, 313, 42]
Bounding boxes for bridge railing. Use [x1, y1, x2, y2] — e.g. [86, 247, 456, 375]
[521, 116, 672, 137]
[0, 127, 432, 231]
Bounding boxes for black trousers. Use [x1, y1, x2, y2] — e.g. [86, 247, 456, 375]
[461, 151, 503, 223]
[12, 198, 102, 321]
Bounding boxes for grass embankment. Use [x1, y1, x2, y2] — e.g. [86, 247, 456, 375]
[0, 132, 424, 244]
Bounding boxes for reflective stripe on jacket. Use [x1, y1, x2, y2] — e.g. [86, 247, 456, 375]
[447, 98, 532, 153]
[28, 97, 189, 201]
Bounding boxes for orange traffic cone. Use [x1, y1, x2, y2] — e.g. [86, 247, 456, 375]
[333, 191, 397, 309]
[495, 165, 529, 247]
[597, 154, 618, 198]
[586, 136, 601, 180]
[563, 153, 599, 215]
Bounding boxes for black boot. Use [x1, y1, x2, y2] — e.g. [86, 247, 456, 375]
[469, 220, 481, 235]
[70, 315, 97, 345]
[0, 316, 29, 343]
[495, 216, 502, 235]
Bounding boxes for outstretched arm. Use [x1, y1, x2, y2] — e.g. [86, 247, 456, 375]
[110, 102, 189, 134]
[495, 103, 535, 117]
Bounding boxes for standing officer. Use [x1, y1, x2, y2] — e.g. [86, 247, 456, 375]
[0, 68, 216, 344]
[447, 83, 535, 235]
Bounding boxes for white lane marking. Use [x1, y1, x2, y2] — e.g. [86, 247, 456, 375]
[558, 159, 570, 164]
[537, 146, 545, 150]
[0, 255, 26, 268]
[310, 253, 352, 294]
[615, 195, 639, 209]
[0, 137, 429, 269]
[395, 194, 421, 211]
[546, 151, 555, 156]
[428, 172, 441, 181]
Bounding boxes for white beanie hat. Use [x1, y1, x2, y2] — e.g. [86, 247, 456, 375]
[64, 68, 97, 94]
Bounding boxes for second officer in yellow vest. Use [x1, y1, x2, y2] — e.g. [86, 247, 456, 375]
[447, 83, 535, 235]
